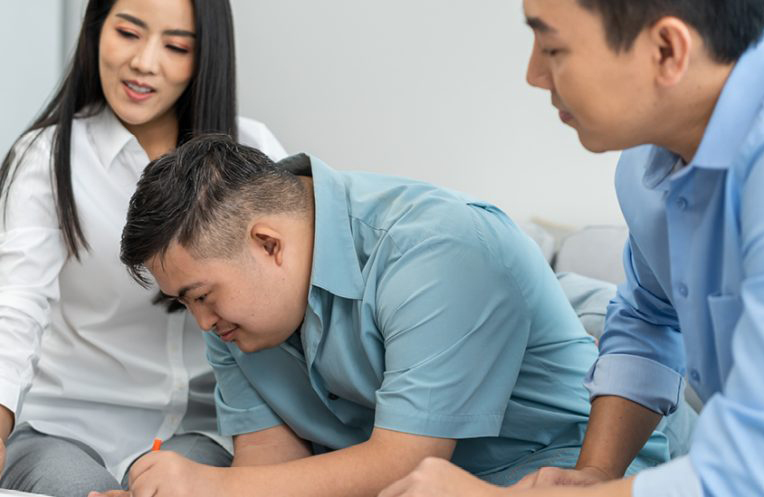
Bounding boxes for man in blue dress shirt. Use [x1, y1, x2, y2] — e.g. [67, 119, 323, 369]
[111, 136, 667, 497]
[380, 1, 764, 497]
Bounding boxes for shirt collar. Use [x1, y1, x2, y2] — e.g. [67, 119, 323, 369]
[692, 36, 764, 169]
[276, 154, 365, 300]
[86, 106, 137, 170]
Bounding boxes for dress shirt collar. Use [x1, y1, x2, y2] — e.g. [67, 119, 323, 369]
[276, 154, 365, 300]
[642, 36, 764, 190]
[86, 105, 137, 170]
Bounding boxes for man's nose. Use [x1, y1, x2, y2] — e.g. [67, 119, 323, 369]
[191, 304, 218, 332]
[526, 42, 552, 90]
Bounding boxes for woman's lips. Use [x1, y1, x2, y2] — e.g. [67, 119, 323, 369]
[122, 80, 155, 102]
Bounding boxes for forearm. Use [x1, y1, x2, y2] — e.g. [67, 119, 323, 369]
[575, 396, 661, 479]
[0, 404, 14, 442]
[223, 433, 454, 497]
[232, 435, 311, 467]
[504, 476, 635, 496]
[231, 425, 312, 467]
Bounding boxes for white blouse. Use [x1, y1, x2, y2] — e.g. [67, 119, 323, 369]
[0, 107, 287, 478]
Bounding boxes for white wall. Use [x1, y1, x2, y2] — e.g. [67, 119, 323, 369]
[5, 0, 624, 228]
[231, 0, 624, 227]
[0, 2, 64, 157]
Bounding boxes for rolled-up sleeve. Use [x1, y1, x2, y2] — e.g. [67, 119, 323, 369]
[0, 132, 66, 414]
[584, 236, 685, 415]
[204, 332, 282, 436]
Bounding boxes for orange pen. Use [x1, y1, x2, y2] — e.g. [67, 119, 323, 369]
[152, 438, 162, 451]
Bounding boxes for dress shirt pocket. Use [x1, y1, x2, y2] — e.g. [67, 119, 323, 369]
[707, 293, 743, 336]
[707, 293, 742, 376]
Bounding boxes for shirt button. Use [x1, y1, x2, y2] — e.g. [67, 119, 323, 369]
[690, 369, 701, 383]
[676, 197, 688, 211]
[328, 393, 339, 400]
[677, 283, 688, 298]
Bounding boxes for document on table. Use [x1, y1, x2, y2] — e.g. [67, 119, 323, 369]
[0, 490, 54, 497]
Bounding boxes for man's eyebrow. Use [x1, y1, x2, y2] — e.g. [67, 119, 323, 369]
[525, 16, 557, 34]
[115, 13, 196, 38]
[176, 282, 205, 302]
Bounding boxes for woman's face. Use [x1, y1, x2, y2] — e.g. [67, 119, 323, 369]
[99, 0, 195, 134]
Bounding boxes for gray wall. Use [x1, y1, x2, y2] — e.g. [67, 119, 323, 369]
[3, 1, 623, 227]
[0, 1, 65, 157]
[231, 1, 623, 227]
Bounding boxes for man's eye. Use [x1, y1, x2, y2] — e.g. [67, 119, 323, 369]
[195, 294, 208, 303]
[542, 48, 561, 57]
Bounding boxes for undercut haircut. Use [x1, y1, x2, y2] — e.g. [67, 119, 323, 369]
[577, 0, 764, 63]
[120, 134, 309, 287]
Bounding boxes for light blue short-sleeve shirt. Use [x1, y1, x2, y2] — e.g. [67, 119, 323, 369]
[206, 155, 661, 475]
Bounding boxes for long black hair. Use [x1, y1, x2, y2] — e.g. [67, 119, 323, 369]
[0, 0, 238, 259]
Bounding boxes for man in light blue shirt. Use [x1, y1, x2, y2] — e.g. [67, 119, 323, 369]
[381, 1, 764, 497]
[113, 136, 666, 497]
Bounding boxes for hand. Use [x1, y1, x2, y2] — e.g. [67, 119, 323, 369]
[0, 404, 14, 477]
[88, 451, 225, 497]
[378, 457, 506, 497]
[510, 466, 611, 490]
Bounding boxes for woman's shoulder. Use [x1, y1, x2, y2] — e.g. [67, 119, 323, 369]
[8, 125, 57, 172]
[237, 116, 287, 161]
[236, 115, 272, 143]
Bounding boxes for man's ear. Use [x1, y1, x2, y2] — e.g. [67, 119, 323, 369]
[648, 17, 693, 88]
[248, 223, 285, 266]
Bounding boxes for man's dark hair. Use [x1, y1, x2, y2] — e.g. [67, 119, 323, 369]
[120, 134, 310, 287]
[577, 0, 764, 63]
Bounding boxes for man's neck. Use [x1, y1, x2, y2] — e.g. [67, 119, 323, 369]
[655, 61, 735, 163]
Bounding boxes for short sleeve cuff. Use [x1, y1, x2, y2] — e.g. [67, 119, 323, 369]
[584, 354, 683, 415]
[214, 387, 283, 436]
[374, 407, 503, 439]
[633, 456, 702, 497]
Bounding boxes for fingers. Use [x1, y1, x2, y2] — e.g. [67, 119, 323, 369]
[510, 467, 606, 490]
[127, 450, 164, 489]
[378, 473, 411, 497]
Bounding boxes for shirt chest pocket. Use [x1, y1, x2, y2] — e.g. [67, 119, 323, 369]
[706, 293, 743, 376]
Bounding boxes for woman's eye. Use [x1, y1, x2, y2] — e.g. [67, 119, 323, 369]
[167, 45, 190, 54]
[116, 28, 138, 39]
[542, 48, 561, 57]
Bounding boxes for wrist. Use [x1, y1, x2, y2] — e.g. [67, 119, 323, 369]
[575, 464, 620, 482]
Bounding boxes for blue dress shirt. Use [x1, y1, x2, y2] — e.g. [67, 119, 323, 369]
[585, 37, 764, 496]
[205, 155, 668, 476]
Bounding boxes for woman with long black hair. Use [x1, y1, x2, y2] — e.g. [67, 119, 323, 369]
[0, 1, 285, 495]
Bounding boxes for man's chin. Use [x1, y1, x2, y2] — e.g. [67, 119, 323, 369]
[234, 338, 274, 354]
[577, 131, 619, 154]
